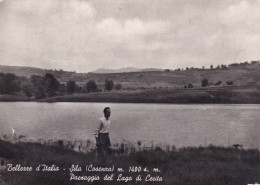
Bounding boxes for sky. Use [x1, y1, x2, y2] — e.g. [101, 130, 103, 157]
[0, 0, 260, 72]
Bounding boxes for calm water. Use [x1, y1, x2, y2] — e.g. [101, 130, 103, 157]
[0, 102, 259, 149]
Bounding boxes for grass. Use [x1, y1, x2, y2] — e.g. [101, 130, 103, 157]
[40, 86, 260, 104]
[0, 139, 260, 185]
[0, 94, 29, 101]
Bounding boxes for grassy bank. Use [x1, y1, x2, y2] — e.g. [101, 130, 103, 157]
[0, 94, 29, 101]
[43, 86, 260, 104]
[1, 86, 260, 104]
[0, 139, 260, 185]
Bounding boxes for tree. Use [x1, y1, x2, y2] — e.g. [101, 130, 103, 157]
[105, 80, 114, 91]
[75, 84, 81, 93]
[210, 65, 213, 70]
[85, 80, 98, 93]
[221, 64, 228, 70]
[0, 73, 21, 94]
[115, 83, 122, 90]
[31, 75, 45, 87]
[201, 78, 208, 87]
[0, 73, 4, 93]
[21, 85, 33, 99]
[45, 73, 60, 97]
[30, 75, 46, 99]
[66, 80, 76, 94]
[58, 84, 67, 94]
[33, 85, 46, 99]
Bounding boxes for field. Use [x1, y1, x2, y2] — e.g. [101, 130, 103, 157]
[1, 84, 260, 103]
[35, 84, 260, 103]
[0, 139, 260, 185]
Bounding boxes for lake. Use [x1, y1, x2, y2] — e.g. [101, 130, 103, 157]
[0, 102, 259, 149]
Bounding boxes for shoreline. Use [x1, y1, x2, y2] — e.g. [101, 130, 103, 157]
[0, 87, 260, 104]
[1, 139, 260, 185]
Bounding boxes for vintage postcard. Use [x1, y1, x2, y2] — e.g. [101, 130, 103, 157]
[0, 0, 260, 185]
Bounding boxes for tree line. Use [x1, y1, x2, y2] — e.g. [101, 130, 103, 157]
[0, 73, 122, 99]
[200, 78, 233, 87]
[164, 60, 260, 72]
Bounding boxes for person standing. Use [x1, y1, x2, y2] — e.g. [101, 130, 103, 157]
[95, 107, 111, 164]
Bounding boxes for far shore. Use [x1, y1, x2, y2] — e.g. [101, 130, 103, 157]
[0, 86, 260, 104]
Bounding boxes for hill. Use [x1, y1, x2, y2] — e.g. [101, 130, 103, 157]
[93, 67, 162, 73]
[1, 62, 260, 90]
[0, 61, 260, 103]
[0, 65, 47, 78]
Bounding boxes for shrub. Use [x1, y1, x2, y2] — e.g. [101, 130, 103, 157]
[215, 80, 222, 86]
[226, 81, 233, 85]
[85, 80, 98, 93]
[201, 78, 208, 87]
[105, 79, 114, 91]
[188, 83, 193, 88]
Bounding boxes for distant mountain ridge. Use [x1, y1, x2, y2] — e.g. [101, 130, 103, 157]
[93, 67, 162, 73]
[0, 65, 163, 77]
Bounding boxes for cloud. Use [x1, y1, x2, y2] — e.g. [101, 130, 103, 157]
[6, 0, 96, 22]
[216, 0, 260, 62]
[66, 0, 96, 19]
[95, 17, 171, 54]
[97, 18, 170, 37]
[0, 0, 97, 70]
[1, 0, 260, 72]
[220, 1, 260, 27]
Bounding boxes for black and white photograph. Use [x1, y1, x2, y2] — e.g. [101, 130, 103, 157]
[0, 0, 260, 184]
